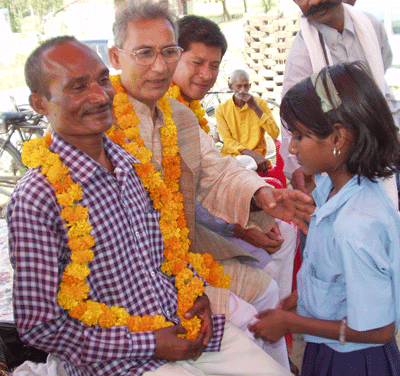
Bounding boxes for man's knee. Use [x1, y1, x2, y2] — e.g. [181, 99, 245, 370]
[219, 258, 272, 304]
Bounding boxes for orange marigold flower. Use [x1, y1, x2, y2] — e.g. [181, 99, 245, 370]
[180, 317, 201, 340]
[70, 248, 94, 264]
[68, 235, 95, 251]
[171, 260, 187, 275]
[126, 316, 141, 332]
[62, 274, 83, 285]
[79, 300, 102, 326]
[69, 301, 87, 319]
[53, 175, 75, 193]
[64, 262, 90, 280]
[98, 304, 118, 328]
[57, 281, 89, 309]
[61, 205, 89, 223]
[111, 306, 130, 326]
[67, 221, 92, 239]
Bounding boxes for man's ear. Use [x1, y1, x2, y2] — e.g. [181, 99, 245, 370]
[228, 82, 233, 91]
[109, 46, 121, 70]
[29, 93, 49, 116]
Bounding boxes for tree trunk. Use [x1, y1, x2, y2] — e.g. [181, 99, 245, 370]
[243, 0, 247, 13]
[221, 0, 231, 22]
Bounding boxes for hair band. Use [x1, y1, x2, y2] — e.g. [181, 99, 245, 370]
[310, 69, 342, 113]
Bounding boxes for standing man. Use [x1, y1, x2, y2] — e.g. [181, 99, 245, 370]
[8, 36, 292, 376]
[281, 0, 399, 207]
[109, 3, 312, 371]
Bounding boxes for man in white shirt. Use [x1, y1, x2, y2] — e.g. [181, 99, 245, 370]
[281, 0, 400, 201]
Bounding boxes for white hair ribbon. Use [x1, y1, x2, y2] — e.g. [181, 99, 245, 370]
[310, 70, 342, 113]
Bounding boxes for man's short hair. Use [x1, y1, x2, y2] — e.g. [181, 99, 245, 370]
[25, 35, 77, 100]
[229, 69, 249, 84]
[177, 15, 228, 58]
[113, 0, 177, 48]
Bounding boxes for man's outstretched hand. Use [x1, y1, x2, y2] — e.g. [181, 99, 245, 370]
[253, 186, 315, 234]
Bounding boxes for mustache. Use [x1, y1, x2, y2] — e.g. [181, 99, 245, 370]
[83, 102, 113, 116]
[305, 1, 341, 17]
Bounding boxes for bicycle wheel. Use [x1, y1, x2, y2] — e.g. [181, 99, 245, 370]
[0, 138, 25, 197]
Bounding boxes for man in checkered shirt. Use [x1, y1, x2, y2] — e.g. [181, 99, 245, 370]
[6, 33, 295, 376]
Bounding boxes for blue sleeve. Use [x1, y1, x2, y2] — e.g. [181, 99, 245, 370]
[336, 216, 396, 332]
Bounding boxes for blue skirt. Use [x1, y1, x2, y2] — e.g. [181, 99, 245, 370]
[301, 340, 400, 376]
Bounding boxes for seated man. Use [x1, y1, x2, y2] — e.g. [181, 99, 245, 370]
[108, 3, 313, 370]
[172, 15, 298, 302]
[170, 16, 299, 372]
[7, 36, 292, 376]
[215, 70, 286, 188]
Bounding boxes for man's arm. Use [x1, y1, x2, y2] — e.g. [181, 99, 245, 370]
[233, 222, 284, 254]
[7, 180, 159, 366]
[256, 98, 280, 140]
[364, 12, 393, 71]
[281, 30, 315, 190]
[240, 149, 271, 173]
[196, 129, 314, 233]
[365, 12, 400, 129]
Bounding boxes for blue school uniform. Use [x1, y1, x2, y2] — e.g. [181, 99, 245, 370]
[297, 174, 400, 353]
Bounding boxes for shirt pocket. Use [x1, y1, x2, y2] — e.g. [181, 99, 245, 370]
[303, 274, 345, 321]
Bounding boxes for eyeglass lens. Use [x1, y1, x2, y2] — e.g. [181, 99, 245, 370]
[136, 47, 181, 65]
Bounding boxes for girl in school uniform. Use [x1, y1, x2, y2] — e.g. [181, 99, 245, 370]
[249, 61, 400, 376]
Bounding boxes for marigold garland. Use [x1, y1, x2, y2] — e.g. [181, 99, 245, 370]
[21, 75, 230, 340]
[166, 82, 210, 134]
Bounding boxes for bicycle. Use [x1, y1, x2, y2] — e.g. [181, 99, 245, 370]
[0, 106, 48, 198]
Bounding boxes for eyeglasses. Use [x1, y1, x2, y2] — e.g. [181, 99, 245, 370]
[116, 46, 183, 66]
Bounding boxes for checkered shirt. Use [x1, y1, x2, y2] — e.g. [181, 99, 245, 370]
[6, 133, 225, 376]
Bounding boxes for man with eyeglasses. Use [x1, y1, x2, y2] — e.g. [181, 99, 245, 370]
[108, 1, 313, 374]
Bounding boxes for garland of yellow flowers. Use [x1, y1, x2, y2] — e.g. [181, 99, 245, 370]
[21, 76, 230, 339]
[166, 82, 210, 134]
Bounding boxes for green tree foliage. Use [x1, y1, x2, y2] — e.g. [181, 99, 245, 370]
[0, 0, 63, 32]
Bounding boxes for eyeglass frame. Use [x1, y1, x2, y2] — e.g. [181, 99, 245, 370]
[115, 46, 184, 66]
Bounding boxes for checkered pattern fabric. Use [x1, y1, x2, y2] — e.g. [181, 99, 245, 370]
[7, 133, 224, 376]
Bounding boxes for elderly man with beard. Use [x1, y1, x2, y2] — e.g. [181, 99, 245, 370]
[281, 0, 400, 205]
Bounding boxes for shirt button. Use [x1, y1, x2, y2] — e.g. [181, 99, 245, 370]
[135, 231, 140, 238]
[150, 271, 155, 277]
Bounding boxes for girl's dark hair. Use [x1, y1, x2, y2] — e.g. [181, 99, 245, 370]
[280, 61, 400, 181]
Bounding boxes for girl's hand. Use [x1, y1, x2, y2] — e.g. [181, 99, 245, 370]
[278, 290, 298, 312]
[248, 309, 291, 343]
